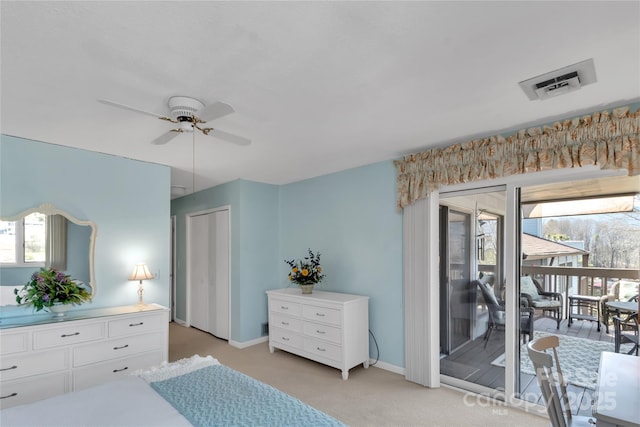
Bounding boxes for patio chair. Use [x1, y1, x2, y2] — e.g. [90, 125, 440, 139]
[476, 279, 534, 348]
[612, 313, 639, 356]
[601, 280, 639, 333]
[527, 336, 596, 427]
[520, 276, 563, 329]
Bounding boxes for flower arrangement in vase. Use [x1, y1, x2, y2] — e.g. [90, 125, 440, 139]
[284, 249, 325, 294]
[14, 267, 92, 315]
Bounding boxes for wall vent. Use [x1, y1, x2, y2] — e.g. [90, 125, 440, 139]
[519, 59, 597, 101]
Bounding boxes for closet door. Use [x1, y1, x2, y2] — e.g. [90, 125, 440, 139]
[188, 209, 230, 340]
[189, 214, 210, 332]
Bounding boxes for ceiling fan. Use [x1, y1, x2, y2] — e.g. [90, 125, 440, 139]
[98, 96, 251, 146]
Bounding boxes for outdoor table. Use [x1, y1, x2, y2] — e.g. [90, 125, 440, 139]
[593, 352, 640, 427]
[568, 294, 602, 331]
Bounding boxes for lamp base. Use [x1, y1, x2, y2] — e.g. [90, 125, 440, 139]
[138, 281, 144, 306]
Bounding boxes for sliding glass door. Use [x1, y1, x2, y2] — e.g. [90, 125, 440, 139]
[439, 207, 472, 354]
[439, 187, 507, 394]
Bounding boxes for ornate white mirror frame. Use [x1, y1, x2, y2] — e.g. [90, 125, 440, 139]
[1, 203, 97, 298]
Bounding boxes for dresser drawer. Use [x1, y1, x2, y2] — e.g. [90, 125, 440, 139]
[0, 349, 67, 381]
[0, 332, 28, 355]
[0, 372, 68, 409]
[304, 338, 342, 362]
[108, 313, 165, 337]
[303, 305, 341, 326]
[271, 299, 302, 317]
[270, 327, 302, 349]
[303, 322, 341, 344]
[270, 313, 302, 333]
[73, 350, 164, 391]
[73, 332, 164, 367]
[33, 323, 104, 349]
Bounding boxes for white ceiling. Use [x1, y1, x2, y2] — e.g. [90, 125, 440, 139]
[2, 1, 639, 198]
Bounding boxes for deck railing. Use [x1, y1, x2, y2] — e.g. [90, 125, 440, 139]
[521, 265, 639, 320]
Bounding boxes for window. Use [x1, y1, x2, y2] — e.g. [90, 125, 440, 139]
[0, 212, 46, 265]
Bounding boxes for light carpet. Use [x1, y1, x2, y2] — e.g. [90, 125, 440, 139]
[491, 331, 631, 390]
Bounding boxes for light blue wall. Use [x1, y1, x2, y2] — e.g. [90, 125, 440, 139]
[67, 222, 91, 285]
[279, 161, 404, 367]
[236, 181, 281, 340]
[170, 179, 280, 342]
[171, 163, 404, 367]
[0, 135, 171, 312]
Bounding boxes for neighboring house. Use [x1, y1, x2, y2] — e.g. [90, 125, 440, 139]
[522, 233, 588, 268]
[522, 232, 589, 296]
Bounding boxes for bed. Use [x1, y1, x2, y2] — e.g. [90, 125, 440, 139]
[0, 355, 345, 427]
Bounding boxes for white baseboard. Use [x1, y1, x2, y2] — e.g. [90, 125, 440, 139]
[370, 359, 405, 376]
[170, 327, 405, 376]
[229, 335, 269, 349]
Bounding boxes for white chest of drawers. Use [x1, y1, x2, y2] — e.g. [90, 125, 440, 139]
[0, 304, 169, 409]
[267, 288, 369, 380]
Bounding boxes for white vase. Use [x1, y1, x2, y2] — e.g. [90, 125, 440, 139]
[50, 303, 72, 317]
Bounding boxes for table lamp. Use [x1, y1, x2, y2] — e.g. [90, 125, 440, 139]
[128, 263, 154, 306]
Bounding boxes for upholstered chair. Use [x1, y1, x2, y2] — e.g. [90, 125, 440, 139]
[520, 276, 563, 329]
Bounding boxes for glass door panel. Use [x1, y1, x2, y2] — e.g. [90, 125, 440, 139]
[443, 208, 472, 352]
[440, 188, 506, 393]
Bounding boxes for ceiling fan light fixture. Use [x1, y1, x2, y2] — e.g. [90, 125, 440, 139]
[178, 121, 194, 132]
[168, 96, 205, 119]
[98, 95, 250, 146]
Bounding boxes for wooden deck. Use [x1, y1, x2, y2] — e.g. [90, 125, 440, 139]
[440, 316, 614, 416]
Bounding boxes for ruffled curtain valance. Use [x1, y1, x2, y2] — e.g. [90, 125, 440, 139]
[394, 105, 640, 209]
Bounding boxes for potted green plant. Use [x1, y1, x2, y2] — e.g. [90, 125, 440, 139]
[284, 249, 325, 294]
[14, 267, 91, 316]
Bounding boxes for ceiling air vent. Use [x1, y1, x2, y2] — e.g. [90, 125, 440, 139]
[519, 59, 597, 101]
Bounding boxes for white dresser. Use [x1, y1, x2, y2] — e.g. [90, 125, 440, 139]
[0, 304, 169, 409]
[267, 288, 369, 380]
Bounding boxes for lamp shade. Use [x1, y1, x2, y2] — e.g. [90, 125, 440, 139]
[128, 263, 154, 282]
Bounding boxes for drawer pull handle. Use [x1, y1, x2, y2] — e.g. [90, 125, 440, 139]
[113, 344, 129, 350]
[317, 347, 326, 352]
[61, 332, 80, 338]
[0, 392, 18, 400]
[281, 321, 289, 326]
[129, 322, 144, 327]
[280, 306, 288, 310]
[113, 367, 129, 373]
[316, 330, 325, 334]
[316, 313, 325, 317]
[282, 337, 289, 341]
[0, 365, 18, 372]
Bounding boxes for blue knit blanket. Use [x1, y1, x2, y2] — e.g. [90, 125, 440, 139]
[150, 364, 345, 427]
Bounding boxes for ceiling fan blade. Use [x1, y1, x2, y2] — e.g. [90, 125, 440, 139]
[98, 99, 168, 119]
[209, 129, 251, 146]
[151, 130, 181, 145]
[197, 101, 235, 122]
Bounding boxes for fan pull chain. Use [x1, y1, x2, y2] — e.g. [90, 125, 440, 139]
[192, 124, 196, 194]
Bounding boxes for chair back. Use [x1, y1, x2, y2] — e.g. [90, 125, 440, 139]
[610, 280, 640, 301]
[527, 336, 571, 427]
[613, 313, 639, 354]
[475, 280, 503, 325]
[521, 276, 541, 300]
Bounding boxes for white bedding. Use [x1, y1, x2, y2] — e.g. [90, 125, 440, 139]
[0, 354, 220, 427]
[0, 355, 344, 427]
[0, 376, 192, 427]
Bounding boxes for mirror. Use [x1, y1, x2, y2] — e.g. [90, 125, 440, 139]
[0, 203, 97, 304]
